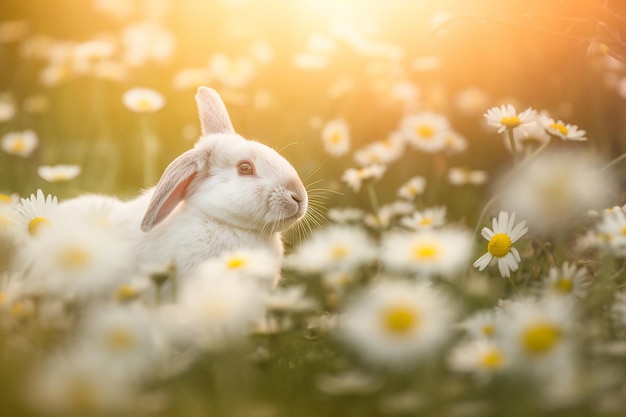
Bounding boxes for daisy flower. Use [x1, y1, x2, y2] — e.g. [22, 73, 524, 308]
[594, 207, 626, 255]
[484, 104, 537, 134]
[400, 206, 446, 231]
[37, 164, 81, 182]
[0, 93, 16, 122]
[321, 118, 351, 157]
[364, 201, 414, 231]
[497, 151, 614, 232]
[381, 228, 472, 278]
[208, 53, 256, 88]
[175, 274, 266, 350]
[460, 309, 499, 339]
[76, 305, 158, 378]
[540, 262, 590, 300]
[455, 87, 490, 117]
[284, 225, 376, 273]
[498, 297, 577, 373]
[327, 207, 365, 223]
[194, 247, 280, 286]
[448, 338, 508, 376]
[337, 279, 455, 369]
[539, 114, 587, 141]
[447, 167, 488, 186]
[172, 67, 212, 91]
[122, 87, 165, 113]
[396, 176, 426, 200]
[354, 132, 405, 167]
[1, 130, 38, 157]
[505, 112, 551, 152]
[16, 214, 134, 299]
[400, 112, 451, 153]
[122, 21, 175, 67]
[443, 130, 468, 153]
[321, 270, 357, 294]
[473, 211, 528, 278]
[0, 193, 20, 237]
[27, 350, 136, 415]
[341, 164, 386, 192]
[15, 189, 58, 237]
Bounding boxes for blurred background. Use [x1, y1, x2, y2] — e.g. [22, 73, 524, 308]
[1, 0, 626, 217]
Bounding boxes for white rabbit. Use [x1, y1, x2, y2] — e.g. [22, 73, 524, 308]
[61, 86, 308, 278]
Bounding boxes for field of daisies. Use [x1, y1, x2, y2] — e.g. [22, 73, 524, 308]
[3, 1, 626, 416]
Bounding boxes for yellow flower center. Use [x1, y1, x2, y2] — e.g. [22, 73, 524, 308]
[330, 245, 350, 260]
[0, 193, 11, 203]
[549, 122, 568, 136]
[551, 277, 573, 294]
[412, 242, 439, 260]
[226, 256, 247, 269]
[50, 172, 70, 182]
[382, 305, 420, 336]
[59, 247, 90, 270]
[10, 136, 26, 153]
[106, 328, 135, 351]
[137, 98, 154, 111]
[500, 115, 521, 128]
[621, 225, 626, 236]
[487, 233, 512, 258]
[329, 132, 342, 144]
[416, 125, 434, 139]
[482, 324, 495, 336]
[419, 217, 433, 226]
[115, 285, 139, 302]
[28, 216, 51, 236]
[522, 322, 561, 355]
[480, 349, 505, 370]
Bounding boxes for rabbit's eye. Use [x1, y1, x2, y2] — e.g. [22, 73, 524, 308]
[237, 161, 255, 176]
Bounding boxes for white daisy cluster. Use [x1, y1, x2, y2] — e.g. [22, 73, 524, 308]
[0, 188, 317, 415]
[483, 104, 589, 158]
[449, 296, 580, 399]
[329, 104, 480, 194]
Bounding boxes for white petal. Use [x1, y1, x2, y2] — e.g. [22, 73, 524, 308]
[509, 221, 528, 241]
[497, 258, 510, 278]
[481, 227, 494, 240]
[505, 253, 520, 272]
[507, 212, 516, 233]
[473, 253, 493, 271]
[510, 247, 521, 263]
[497, 211, 509, 233]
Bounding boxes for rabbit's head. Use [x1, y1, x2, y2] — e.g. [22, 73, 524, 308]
[140, 87, 307, 235]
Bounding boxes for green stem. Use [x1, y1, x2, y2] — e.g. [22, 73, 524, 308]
[596, 151, 626, 174]
[366, 182, 380, 214]
[507, 275, 520, 296]
[506, 128, 519, 165]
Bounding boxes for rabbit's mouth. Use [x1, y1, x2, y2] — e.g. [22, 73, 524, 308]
[268, 187, 307, 228]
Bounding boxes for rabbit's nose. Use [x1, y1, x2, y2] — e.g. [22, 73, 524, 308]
[290, 191, 304, 203]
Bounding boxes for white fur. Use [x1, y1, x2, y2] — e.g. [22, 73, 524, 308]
[60, 87, 307, 279]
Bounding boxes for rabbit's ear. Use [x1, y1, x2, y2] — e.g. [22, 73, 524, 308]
[196, 86, 235, 135]
[140, 149, 210, 232]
